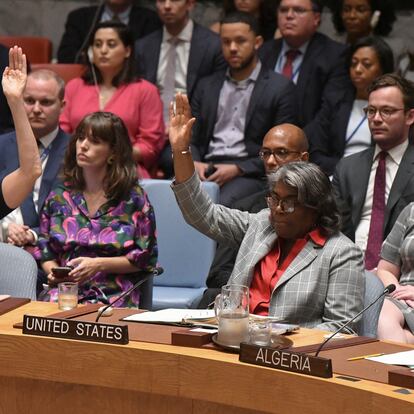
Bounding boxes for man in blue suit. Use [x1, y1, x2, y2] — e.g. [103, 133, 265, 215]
[0, 69, 69, 247]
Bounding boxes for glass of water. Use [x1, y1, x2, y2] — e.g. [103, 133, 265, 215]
[58, 282, 78, 310]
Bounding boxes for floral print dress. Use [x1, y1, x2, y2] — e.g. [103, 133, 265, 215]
[32, 182, 157, 307]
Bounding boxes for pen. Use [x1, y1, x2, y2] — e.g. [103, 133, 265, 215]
[347, 353, 385, 361]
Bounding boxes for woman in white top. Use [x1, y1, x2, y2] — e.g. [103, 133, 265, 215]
[310, 36, 394, 176]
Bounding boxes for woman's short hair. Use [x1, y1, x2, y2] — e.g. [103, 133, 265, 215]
[82, 20, 137, 87]
[332, 0, 396, 37]
[268, 162, 341, 237]
[63, 112, 137, 201]
[349, 36, 394, 74]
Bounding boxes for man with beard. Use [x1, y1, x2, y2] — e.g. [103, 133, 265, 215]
[197, 123, 309, 308]
[190, 12, 298, 206]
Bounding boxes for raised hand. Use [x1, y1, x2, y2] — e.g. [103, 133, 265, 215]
[168, 93, 195, 150]
[2, 46, 27, 101]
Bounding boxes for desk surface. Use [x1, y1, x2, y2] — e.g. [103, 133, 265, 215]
[0, 302, 413, 414]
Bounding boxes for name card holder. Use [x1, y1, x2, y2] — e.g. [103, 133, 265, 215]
[22, 314, 129, 345]
[239, 342, 332, 378]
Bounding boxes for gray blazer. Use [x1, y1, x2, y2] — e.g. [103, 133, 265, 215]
[173, 174, 365, 333]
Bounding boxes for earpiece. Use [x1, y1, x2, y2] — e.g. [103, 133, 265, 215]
[87, 46, 94, 63]
[370, 10, 381, 29]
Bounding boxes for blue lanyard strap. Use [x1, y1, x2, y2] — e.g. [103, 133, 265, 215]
[345, 115, 367, 144]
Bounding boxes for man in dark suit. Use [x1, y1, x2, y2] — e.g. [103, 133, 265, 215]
[258, 0, 351, 138]
[190, 12, 298, 206]
[197, 124, 309, 308]
[0, 43, 13, 133]
[333, 74, 414, 270]
[0, 69, 69, 247]
[58, 0, 161, 63]
[135, 0, 226, 176]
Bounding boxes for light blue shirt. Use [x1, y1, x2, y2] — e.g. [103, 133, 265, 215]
[274, 40, 309, 84]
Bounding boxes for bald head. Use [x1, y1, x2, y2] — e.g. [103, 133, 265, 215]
[260, 124, 309, 173]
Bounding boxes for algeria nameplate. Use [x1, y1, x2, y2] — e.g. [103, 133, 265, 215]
[23, 314, 129, 345]
[239, 342, 332, 378]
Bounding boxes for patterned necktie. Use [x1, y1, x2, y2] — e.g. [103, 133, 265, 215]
[282, 49, 300, 79]
[365, 151, 387, 269]
[161, 37, 178, 123]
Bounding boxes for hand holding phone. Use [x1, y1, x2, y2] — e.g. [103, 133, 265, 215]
[51, 266, 73, 279]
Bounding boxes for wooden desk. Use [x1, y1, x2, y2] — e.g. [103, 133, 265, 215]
[0, 302, 413, 414]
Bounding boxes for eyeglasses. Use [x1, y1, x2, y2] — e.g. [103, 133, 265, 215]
[266, 194, 298, 213]
[259, 148, 302, 161]
[363, 106, 406, 120]
[278, 6, 315, 17]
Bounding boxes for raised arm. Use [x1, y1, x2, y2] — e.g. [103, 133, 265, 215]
[168, 93, 196, 184]
[1, 46, 41, 210]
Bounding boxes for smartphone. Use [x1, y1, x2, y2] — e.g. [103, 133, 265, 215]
[205, 163, 217, 178]
[51, 266, 73, 279]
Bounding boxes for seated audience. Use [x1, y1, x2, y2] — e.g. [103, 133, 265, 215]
[191, 12, 297, 206]
[210, 0, 278, 41]
[0, 46, 41, 219]
[333, 74, 414, 270]
[33, 112, 158, 307]
[330, 0, 409, 74]
[170, 94, 364, 333]
[135, 0, 226, 177]
[376, 203, 414, 344]
[259, 0, 351, 140]
[311, 36, 394, 176]
[60, 21, 164, 178]
[58, 0, 161, 63]
[0, 69, 69, 247]
[0, 43, 13, 133]
[197, 123, 309, 308]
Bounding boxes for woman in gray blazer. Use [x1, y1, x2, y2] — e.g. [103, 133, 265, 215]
[169, 94, 365, 333]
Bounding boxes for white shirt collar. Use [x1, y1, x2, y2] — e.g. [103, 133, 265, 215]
[163, 19, 194, 43]
[103, 5, 132, 24]
[374, 139, 409, 165]
[38, 127, 59, 149]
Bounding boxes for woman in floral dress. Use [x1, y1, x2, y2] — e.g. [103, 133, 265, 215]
[34, 111, 157, 307]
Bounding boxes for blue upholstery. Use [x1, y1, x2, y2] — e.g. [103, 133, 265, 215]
[140, 179, 219, 310]
[360, 271, 385, 337]
[0, 243, 37, 300]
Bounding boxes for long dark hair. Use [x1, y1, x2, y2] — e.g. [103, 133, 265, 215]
[82, 20, 137, 87]
[63, 112, 137, 201]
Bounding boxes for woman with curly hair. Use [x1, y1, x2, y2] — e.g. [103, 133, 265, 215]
[35, 112, 158, 307]
[330, 0, 408, 74]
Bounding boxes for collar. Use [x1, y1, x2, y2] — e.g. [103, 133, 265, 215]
[163, 19, 194, 43]
[225, 60, 262, 86]
[103, 5, 132, 23]
[308, 227, 327, 247]
[38, 127, 59, 149]
[374, 139, 409, 165]
[281, 39, 309, 56]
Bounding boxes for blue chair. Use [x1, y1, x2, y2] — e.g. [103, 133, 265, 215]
[360, 271, 385, 337]
[0, 243, 37, 300]
[140, 179, 219, 310]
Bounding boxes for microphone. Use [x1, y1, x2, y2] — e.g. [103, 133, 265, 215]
[314, 283, 395, 357]
[95, 267, 163, 322]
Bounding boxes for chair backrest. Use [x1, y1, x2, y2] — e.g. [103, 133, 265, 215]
[140, 179, 219, 289]
[0, 243, 37, 300]
[360, 271, 385, 337]
[0, 36, 52, 64]
[31, 63, 86, 84]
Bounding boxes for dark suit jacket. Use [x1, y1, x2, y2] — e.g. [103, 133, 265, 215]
[135, 22, 226, 101]
[57, 5, 161, 63]
[259, 32, 351, 139]
[310, 88, 358, 176]
[0, 44, 13, 134]
[190, 65, 298, 176]
[332, 144, 414, 242]
[0, 129, 69, 234]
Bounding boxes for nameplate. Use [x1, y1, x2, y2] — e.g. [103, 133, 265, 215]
[22, 315, 129, 345]
[239, 343, 332, 378]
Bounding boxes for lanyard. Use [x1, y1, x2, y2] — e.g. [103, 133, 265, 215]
[345, 115, 367, 144]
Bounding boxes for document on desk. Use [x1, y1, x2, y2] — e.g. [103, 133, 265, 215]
[123, 309, 217, 325]
[368, 350, 414, 366]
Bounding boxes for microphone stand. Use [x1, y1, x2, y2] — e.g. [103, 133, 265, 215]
[314, 284, 395, 357]
[95, 267, 163, 323]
